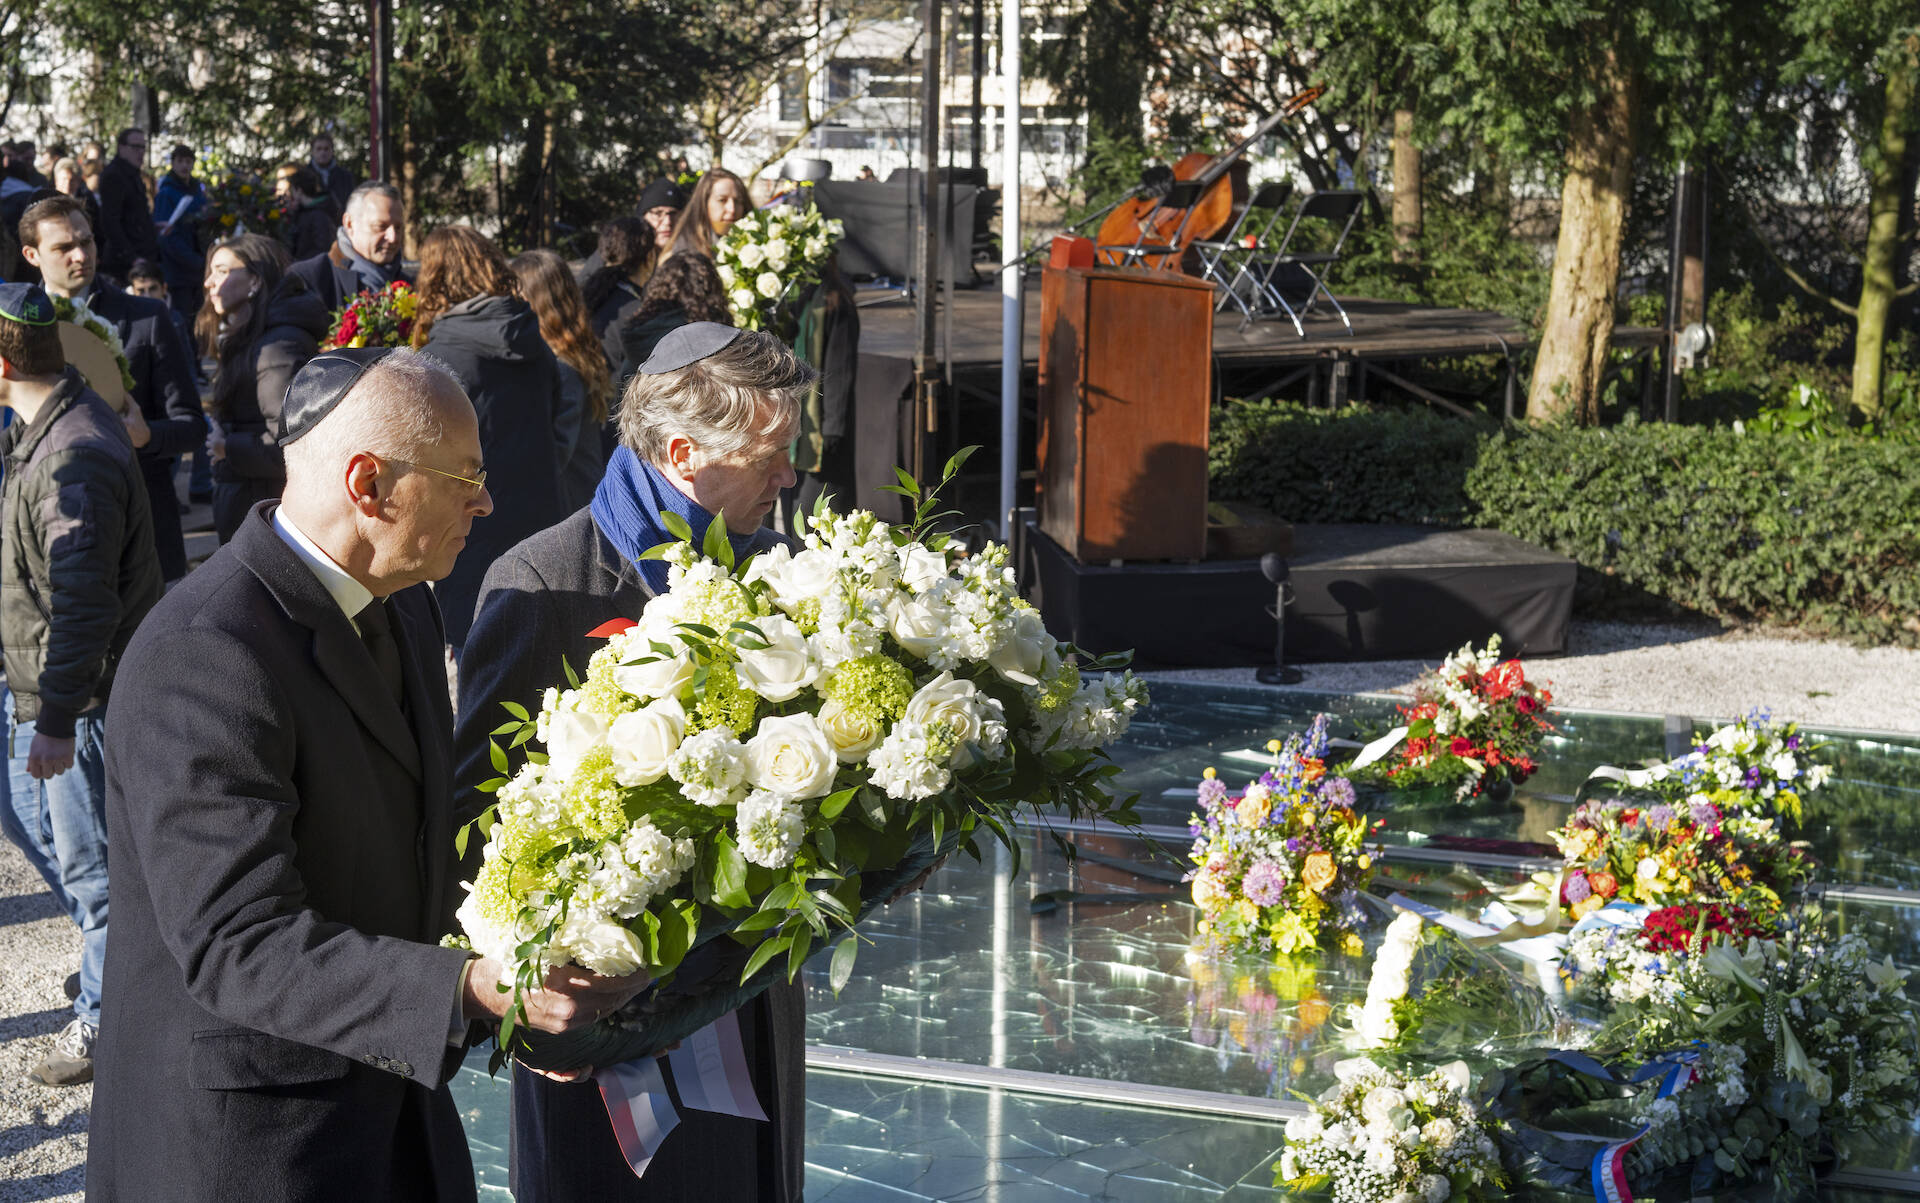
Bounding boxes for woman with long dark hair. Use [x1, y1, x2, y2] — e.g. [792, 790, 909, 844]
[615, 169, 747, 396]
[663, 167, 747, 261]
[579, 216, 653, 376]
[196, 232, 329, 541]
[512, 247, 611, 512]
[413, 225, 564, 650]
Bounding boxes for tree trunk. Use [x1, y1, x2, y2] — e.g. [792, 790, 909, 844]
[1850, 37, 1916, 422]
[1528, 46, 1637, 425]
[1391, 108, 1421, 263]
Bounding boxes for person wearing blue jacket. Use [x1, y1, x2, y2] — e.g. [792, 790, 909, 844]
[152, 145, 206, 331]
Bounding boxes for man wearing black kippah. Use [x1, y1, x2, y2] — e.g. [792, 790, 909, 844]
[88, 347, 652, 1202]
[0, 282, 161, 1089]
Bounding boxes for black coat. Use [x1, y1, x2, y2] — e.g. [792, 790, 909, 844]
[455, 507, 805, 1203]
[85, 276, 207, 581]
[97, 156, 158, 278]
[211, 281, 331, 539]
[90, 504, 479, 1203]
[290, 241, 411, 316]
[420, 293, 564, 648]
[589, 277, 644, 379]
[288, 201, 338, 261]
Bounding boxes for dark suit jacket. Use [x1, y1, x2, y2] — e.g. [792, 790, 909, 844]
[97, 155, 158, 278]
[90, 504, 480, 1203]
[455, 506, 804, 1203]
[86, 276, 207, 580]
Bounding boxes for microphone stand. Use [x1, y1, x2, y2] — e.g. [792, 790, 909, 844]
[1256, 552, 1305, 685]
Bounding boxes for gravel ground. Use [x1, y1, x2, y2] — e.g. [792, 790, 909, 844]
[0, 615, 1912, 1200]
[1148, 618, 1920, 735]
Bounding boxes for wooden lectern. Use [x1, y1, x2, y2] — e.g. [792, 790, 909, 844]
[1036, 266, 1215, 562]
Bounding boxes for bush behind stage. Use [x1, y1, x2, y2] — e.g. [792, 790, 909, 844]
[1209, 400, 1920, 646]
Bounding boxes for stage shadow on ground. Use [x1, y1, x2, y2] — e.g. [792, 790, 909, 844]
[0, 1008, 74, 1047]
[0, 1163, 84, 1202]
[0, 890, 61, 931]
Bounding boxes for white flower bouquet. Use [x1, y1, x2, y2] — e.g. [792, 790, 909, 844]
[714, 194, 843, 337]
[1276, 1059, 1508, 1201]
[456, 451, 1147, 1069]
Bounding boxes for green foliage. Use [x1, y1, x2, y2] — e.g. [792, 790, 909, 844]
[1209, 400, 1492, 524]
[1331, 197, 1553, 329]
[1465, 420, 1920, 644]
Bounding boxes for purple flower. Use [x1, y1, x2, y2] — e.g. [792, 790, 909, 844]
[1243, 860, 1287, 906]
[1319, 777, 1357, 810]
[1689, 800, 1721, 827]
[1786, 735, 1801, 751]
[1647, 804, 1675, 830]
[1197, 778, 1228, 807]
[1285, 837, 1303, 853]
[1563, 873, 1593, 904]
[1744, 766, 1763, 788]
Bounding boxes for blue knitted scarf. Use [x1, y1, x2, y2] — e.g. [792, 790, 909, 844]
[590, 446, 762, 593]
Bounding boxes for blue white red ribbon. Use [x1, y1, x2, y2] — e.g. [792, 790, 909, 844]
[1546, 1048, 1702, 1203]
[595, 1009, 768, 1178]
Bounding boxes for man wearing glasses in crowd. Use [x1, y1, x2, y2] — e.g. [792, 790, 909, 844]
[97, 129, 158, 283]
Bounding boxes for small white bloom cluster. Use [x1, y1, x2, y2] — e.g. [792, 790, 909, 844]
[1350, 911, 1423, 1048]
[1428, 636, 1501, 736]
[712, 202, 845, 327]
[1279, 1060, 1500, 1201]
[1563, 924, 1684, 1007]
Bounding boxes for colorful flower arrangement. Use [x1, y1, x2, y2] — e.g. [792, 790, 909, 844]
[1551, 796, 1813, 924]
[322, 280, 418, 350]
[714, 194, 843, 338]
[1359, 637, 1553, 801]
[456, 454, 1148, 1067]
[1276, 1059, 1509, 1201]
[1652, 712, 1830, 824]
[1561, 902, 1766, 1008]
[1187, 716, 1379, 957]
[196, 155, 287, 246]
[1594, 918, 1918, 1197]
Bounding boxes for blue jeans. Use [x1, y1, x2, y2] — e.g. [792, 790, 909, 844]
[0, 689, 109, 1026]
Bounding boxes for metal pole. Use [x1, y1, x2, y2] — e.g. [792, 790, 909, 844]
[367, 0, 393, 181]
[1662, 164, 1689, 422]
[970, 0, 985, 173]
[912, 0, 943, 483]
[997, 0, 1021, 539]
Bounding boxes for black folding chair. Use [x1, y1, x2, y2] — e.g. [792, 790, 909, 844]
[1245, 189, 1364, 336]
[1095, 179, 1206, 269]
[1193, 181, 1296, 321]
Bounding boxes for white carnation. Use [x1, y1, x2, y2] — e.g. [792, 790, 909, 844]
[736, 789, 806, 868]
[866, 720, 950, 800]
[667, 726, 749, 806]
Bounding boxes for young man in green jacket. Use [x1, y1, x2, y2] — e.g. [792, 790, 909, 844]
[0, 282, 162, 1085]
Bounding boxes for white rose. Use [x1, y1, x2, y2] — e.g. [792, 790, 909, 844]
[735, 614, 819, 702]
[614, 646, 697, 702]
[818, 698, 884, 763]
[1420, 1117, 1458, 1151]
[988, 608, 1053, 686]
[897, 544, 950, 593]
[763, 237, 790, 267]
[744, 712, 839, 799]
[736, 242, 766, 268]
[1360, 1085, 1408, 1128]
[748, 545, 840, 616]
[730, 288, 756, 311]
[716, 262, 737, 288]
[887, 594, 947, 659]
[607, 698, 687, 787]
[559, 915, 645, 978]
[1636, 856, 1660, 880]
[804, 236, 827, 259]
[904, 671, 1006, 769]
[756, 271, 783, 299]
[545, 707, 609, 779]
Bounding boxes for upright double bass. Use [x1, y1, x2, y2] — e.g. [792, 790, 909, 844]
[1096, 86, 1325, 273]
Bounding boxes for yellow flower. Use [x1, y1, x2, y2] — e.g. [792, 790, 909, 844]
[1237, 784, 1271, 828]
[1339, 931, 1365, 956]
[1265, 739, 1283, 754]
[392, 293, 417, 318]
[1357, 854, 1372, 872]
[349, 334, 368, 348]
[1192, 874, 1224, 910]
[1302, 851, 1337, 894]
[1570, 895, 1604, 920]
[239, 184, 254, 196]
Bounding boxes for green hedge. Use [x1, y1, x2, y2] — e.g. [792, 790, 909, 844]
[1210, 400, 1492, 525]
[1208, 401, 1920, 644]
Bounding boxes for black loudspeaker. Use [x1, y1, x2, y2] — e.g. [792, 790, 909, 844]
[130, 83, 160, 134]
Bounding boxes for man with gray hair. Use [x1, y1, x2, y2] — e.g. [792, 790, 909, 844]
[88, 347, 651, 1202]
[455, 323, 812, 1202]
[291, 180, 410, 313]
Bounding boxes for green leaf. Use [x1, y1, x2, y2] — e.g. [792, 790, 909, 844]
[489, 739, 509, 775]
[657, 900, 698, 967]
[712, 832, 750, 908]
[490, 720, 522, 736]
[942, 445, 979, 481]
[502, 701, 529, 721]
[661, 511, 695, 543]
[829, 935, 859, 993]
[814, 825, 836, 864]
[454, 823, 471, 859]
[818, 787, 857, 821]
[733, 909, 785, 933]
[741, 933, 788, 983]
[892, 465, 919, 494]
[702, 512, 734, 569]
[786, 926, 813, 980]
[563, 656, 581, 690]
[475, 776, 506, 794]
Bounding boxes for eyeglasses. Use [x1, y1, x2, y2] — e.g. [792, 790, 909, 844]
[385, 457, 487, 497]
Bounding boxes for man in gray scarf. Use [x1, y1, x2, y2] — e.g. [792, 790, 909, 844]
[291, 181, 412, 313]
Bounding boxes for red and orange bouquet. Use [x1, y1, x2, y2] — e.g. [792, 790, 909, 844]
[1367, 637, 1553, 800]
[322, 281, 418, 350]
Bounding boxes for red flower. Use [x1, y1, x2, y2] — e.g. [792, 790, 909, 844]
[1621, 808, 1640, 826]
[1516, 695, 1540, 714]
[1588, 871, 1619, 898]
[1485, 747, 1503, 767]
[1449, 736, 1475, 757]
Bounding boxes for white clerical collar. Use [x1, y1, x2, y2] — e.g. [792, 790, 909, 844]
[271, 506, 375, 631]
